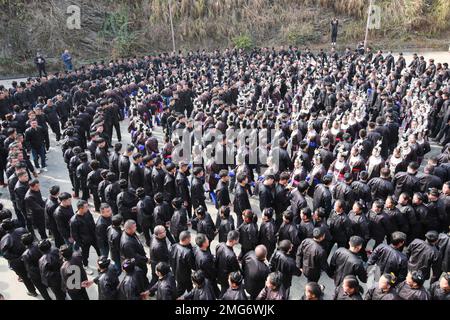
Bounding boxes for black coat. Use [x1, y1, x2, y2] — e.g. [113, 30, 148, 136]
[221, 286, 248, 300]
[163, 173, 177, 203]
[269, 250, 301, 289]
[364, 287, 400, 300]
[137, 196, 154, 230]
[118, 267, 150, 300]
[217, 217, 235, 243]
[329, 247, 367, 286]
[105, 182, 121, 214]
[149, 236, 170, 265]
[96, 215, 112, 251]
[313, 184, 332, 217]
[327, 211, 353, 245]
[368, 210, 395, 244]
[332, 182, 355, 211]
[153, 202, 171, 227]
[117, 189, 138, 221]
[397, 281, 429, 300]
[39, 248, 62, 287]
[93, 265, 119, 300]
[367, 243, 408, 282]
[107, 225, 122, 262]
[175, 171, 190, 203]
[109, 151, 121, 177]
[259, 220, 277, 259]
[191, 176, 206, 209]
[368, 177, 394, 201]
[151, 272, 177, 300]
[192, 213, 216, 242]
[143, 166, 154, 197]
[170, 243, 195, 286]
[348, 211, 370, 242]
[290, 188, 307, 221]
[70, 212, 97, 246]
[233, 184, 251, 216]
[182, 279, 216, 300]
[120, 232, 148, 268]
[215, 243, 240, 286]
[129, 162, 144, 190]
[151, 167, 165, 193]
[429, 281, 450, 300]
[238, 221, 259, 253]
[242, 251, 270, 298]
[54, 205, 74, 240]
[215, 180, 231, 209]
[22, 244, 43, 282]
[95, 147, 109, 169]
[296, 238, 328, 281]
[194, 247, 217, 280]
[24, 189, 46, 223]
[118, 155, 131, 182]
[393, 172, 420, 198]
[274, 184, 291, 217]
[406, 239, 440, 281]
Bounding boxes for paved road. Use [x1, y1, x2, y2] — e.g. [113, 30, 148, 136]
[0, 50, 447, 300]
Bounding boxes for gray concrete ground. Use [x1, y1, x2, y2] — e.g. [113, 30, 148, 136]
[0, 50, 447, 300]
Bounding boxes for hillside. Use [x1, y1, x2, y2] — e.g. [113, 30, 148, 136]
[1, 0, 449, 76]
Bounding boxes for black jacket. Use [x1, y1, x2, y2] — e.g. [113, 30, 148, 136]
[109, 151, 121, 177]
[368, 177, 394, 201]
[259, 184, 274, 211]
[259, 220, 277, 259]
[332, 182, 355, 211]
[120, 231, 148, 267]
[329, 247, 367, 286]
[151, 167, 165, 193]
[238, 221, 259, 253]
[397, 281, 429, 300]
[105, 182, 121, 214]
[149, 236, 170, 264]
[429, 281, 450, 300]
[153, 202, 171, 227]
[327, 211, 353, 245]
[215, 242, 240, 285]
[22, 244, 44, 282]
[217, 217, 235, 243]
[54, 205, 74, 240]
[313, 184, 332, 217]
[175, 171, 190, 203]
[25, 125, 49, 150]
[170, 243, 195, 285]
[118, 267, 150, 300]
[242, 251, 270, 298]
[150, 272, 177, 300]
[137, 196, 154, 229]
[216, 180, 231, 209]
[0, 227, 27, 261]
[182, 279, 216, 300]
[95, 147, 109, 169]
[192, 213, 216, 242]
[117, 189, 138, 221]
[393, 172, 420, 198]
[269, 250, 301, 289]
[368, 243, 408, 282]
[163, 172, 177, 203]
[296, 238, 328, 281]
[143, 166, 154, 197]
[70, 212, 97, 246]
[191, 176, 206, 209]
[368, 210, 395, 244]
[233, 184, 251, 216]
[93, 265, 119, 300]
[170, 208, 188, 240]
[364, 287, 400, 300]
[274, 184, 291, 217]
[348, 211, 370, 242]
[96, 215, 112, 251]
[194, 247, 217, 281]
[222, 286, 248, 300]
[406, 239, 440, 281]
[39, 248, 62, 287]
[118, 155, 131, 182]
[24, 189, 46, 222]
[107, 225, 122, 262]
[129, 162, 144, 190]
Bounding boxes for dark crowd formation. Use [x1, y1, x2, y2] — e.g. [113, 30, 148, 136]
[0, 44, 449, 301]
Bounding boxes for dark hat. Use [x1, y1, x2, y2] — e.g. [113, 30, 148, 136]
[97, 256, 111, 269]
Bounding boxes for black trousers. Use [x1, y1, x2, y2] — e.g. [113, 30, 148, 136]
[90, 189, 101, 212]
[9, 259, 36, 294]
[68, 288, 89, 300]
[30, 277, 52, 300]
[30, 215, 47, 240]
[176, 279, 193, 298]
[80, 242, 100, 267]
[48, 285, 66, 300]
[113, 121, 121, 142]
[49, 121, 61, 141]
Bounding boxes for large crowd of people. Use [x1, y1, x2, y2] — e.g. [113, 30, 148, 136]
[0, 44, 449, 300]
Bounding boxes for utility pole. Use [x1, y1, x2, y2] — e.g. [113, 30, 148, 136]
[364, 0, 373, 51]
[168, 0, 176, 52]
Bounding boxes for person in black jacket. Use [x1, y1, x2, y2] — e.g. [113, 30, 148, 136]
[87, 160, 102, 212]
[94, 138, 109, 170]
[170, 197, 188, 243]
[120, 219, 148, 274]
[191, 206, 216, 242]
[259, 208, 277, 260]
[43, 99, 61, 142]
[118, 258, 150, 300]
[175, 161, 192, 218]
[96, 203, 112, 257]
[14, 171, 29, 229]
[109, 143, 122, 178]
[37, 239, 66, 300]
[24, 179, 47, 240]
[368, 200, 395, 248]
[233, 172, 251, 227]
[59, 245, 90, 300]
[242, 245, 271, 300]
[136, 187, 154, 246]
[53, 192, 74, 245]
[0, 220, 38, 297]
[170, 230, 195, 297]
[296, 228, 329, 283]
[149, 261, 177, 300]
[237, 209, 258, 259]
[368, 167, 394, 201]
[216, 230, 240, 296]
[191, 167, 206, 211]
[153, 192, 176, 244]
[107, 215, 123, 275]
[21, 233, 52, 300]
[222, 271, 248, 300]
[328, 236, 367, 287]
[129, 153, 144, 190]
[163, 163, 177, 207]
[70, 200, 99, 272]
[180, 270, 216, 300]
[215, 169, 231, 214]
[368, 231, 408, 283]
[333, 275, 364, 300]
[273, 172, 291, 226]
[151, 157, 165, 193]
[194, 233, 219, 297]
[149, 225, 170, 288]
[393, 162, 421, 199]
[24, 120, 49, 171]
[429, 273, 450, 300]
[259, 175, 275, 212]
[93, 256, 119, 300]
[45, 185, 64, 248]
[277, 211, 301, 256]
[328, 200, 352, 249]
[118, 145, 133, 182]
[217, 206, 235, 243]
[142, 155, 155, 198]
[332, 173, 355, 212]
[117, 179, 139, 223]
[365, 273, 400, 300]
[269, 239, 301, 298]
[313, 175, 333, 218]
[406, 230, 440, 283]
[290, 181, 309, 224]
[104, 173, 121, 215]
[76, 152, 91, 201]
